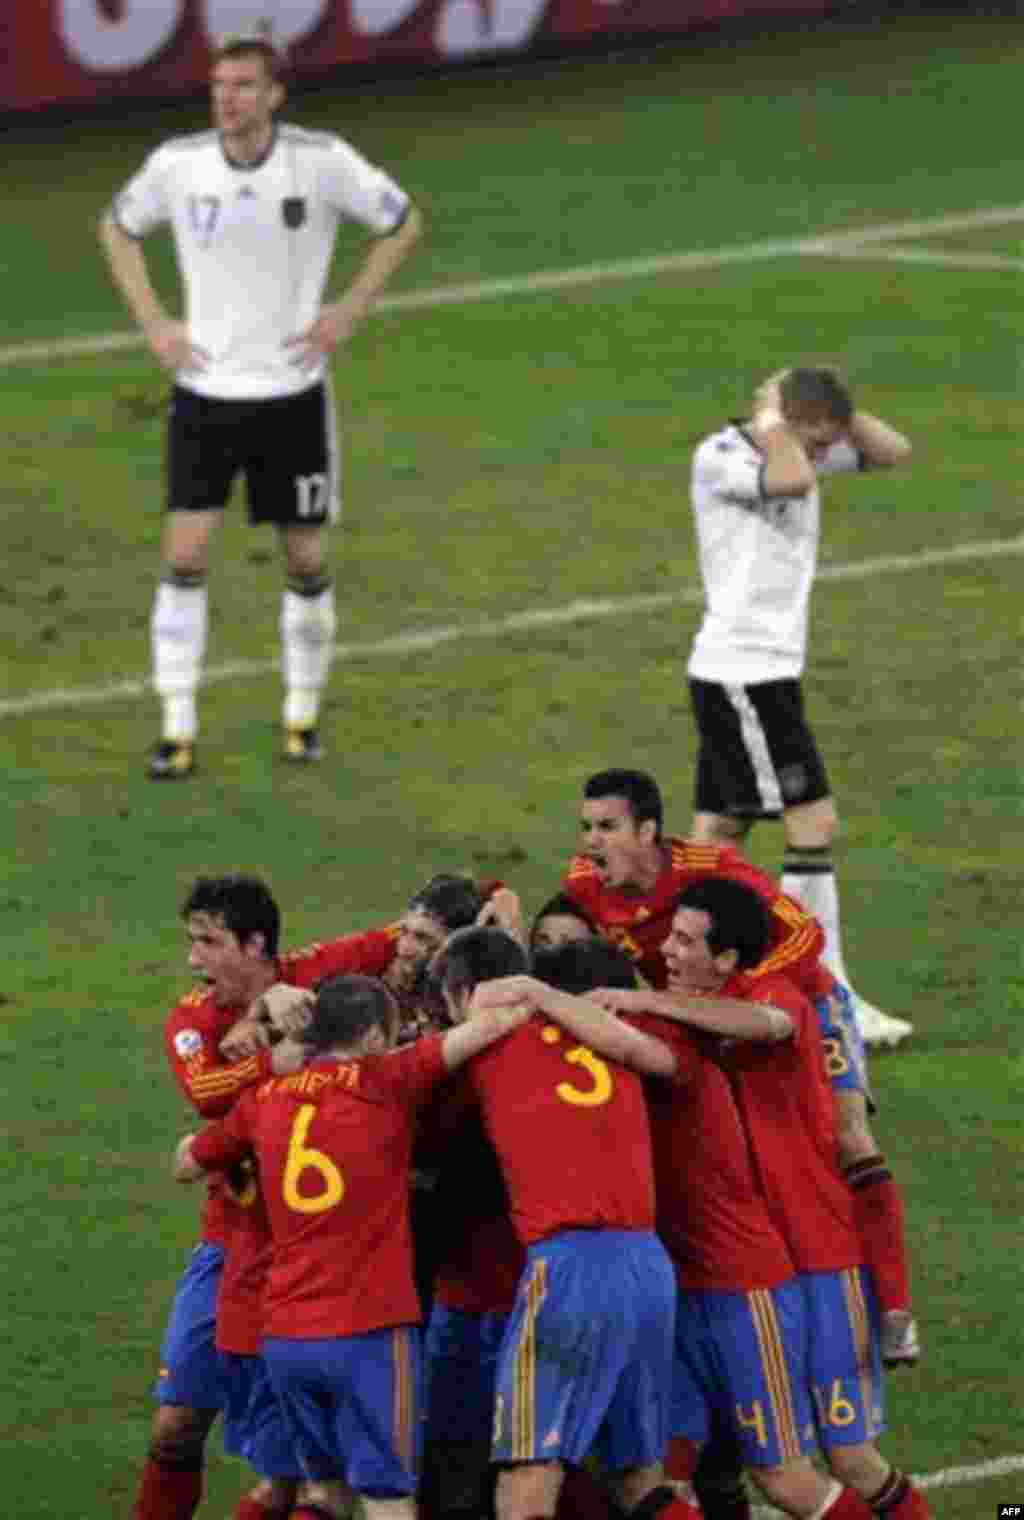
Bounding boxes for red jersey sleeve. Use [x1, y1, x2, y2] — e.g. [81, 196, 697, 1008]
[561, 854, 600, 913]
[190, 1089, 258, 1171]
[624, 1012, 703, 1087]
[278, 924, 400, 983]
[366, 1034, 447, 1108]
[677, 842, 826, 995]
[164, 992, 274, 1119]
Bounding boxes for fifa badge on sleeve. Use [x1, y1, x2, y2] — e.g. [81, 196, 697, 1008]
[282, 197, 307, 228]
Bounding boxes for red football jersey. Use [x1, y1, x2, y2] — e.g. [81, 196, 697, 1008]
[164, 925, 401, 1244]
[628, 1015, 796, 1294]
[215, 1166, 272, 1355]
[434, 1211, 525, 1315]
[418, 1078, 525, 1314]
[190, 1036, 446, 1338]
[562, 837, 826, 995]
[715, 972, 862, 1274]
[467, 1016, 657, 1246]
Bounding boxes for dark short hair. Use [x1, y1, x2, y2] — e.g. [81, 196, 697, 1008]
[584, 768, 663, 837]
[182, 874, 280, 957]
[673, 879, 771, 970]
[303, 975, 398, 1054]
[408, 873, 485, 932]
[528, 893, 599, 951]
[531, 939, 638, 995]
[780, 367, 853, 425]
[433, 926, 528, 1005]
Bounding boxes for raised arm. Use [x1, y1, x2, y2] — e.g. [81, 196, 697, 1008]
[847, 410, 912, 470]
[750, 370, 816, 497]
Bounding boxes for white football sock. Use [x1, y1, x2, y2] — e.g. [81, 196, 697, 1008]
[151, 576, 207, 742]
[781, 858, 851, 987]
[281, 581, 336, 729]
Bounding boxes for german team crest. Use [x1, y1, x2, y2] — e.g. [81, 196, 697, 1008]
[282, 196, 306, 228]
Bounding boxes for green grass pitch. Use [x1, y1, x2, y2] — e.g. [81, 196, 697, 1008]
[1, 10, 1023, 1516]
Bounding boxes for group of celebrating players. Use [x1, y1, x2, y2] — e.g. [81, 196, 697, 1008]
[132, 768, 927, 1520]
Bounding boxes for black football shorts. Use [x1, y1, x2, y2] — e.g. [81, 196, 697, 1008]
[689, 676, 831, 817]
[167, 381, 339, 525]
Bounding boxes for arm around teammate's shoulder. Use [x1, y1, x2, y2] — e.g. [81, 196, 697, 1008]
[470, 975, 677, 1078]
[593, 985, 793, 1043]
[440, 1000, 532, 1070]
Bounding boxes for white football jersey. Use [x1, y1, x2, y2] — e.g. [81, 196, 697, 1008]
[113, 124, 410, 399]
[687, 422, 861, 683]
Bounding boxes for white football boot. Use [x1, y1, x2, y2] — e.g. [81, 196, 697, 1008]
[854, 997, 913, 1049]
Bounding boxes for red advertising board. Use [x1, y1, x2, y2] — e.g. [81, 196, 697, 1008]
[2, 1, 833, 113]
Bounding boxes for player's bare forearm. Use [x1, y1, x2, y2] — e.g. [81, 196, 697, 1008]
[330, 204, 422, 331]
[834, 1088, 879, 1168]
[98, 213, 169, 331]
[645, 994, 793, 1042]
[441, 1001, 530, 1069]
[99, 214, 209, 371]
[847, 410, 912, 470]
[474, 886, 526, 943]
[755, 419, 815, 497]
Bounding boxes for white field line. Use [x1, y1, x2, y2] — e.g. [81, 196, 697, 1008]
[3, 533, 1022, 721]
[2, 203, 1024, 368]
[826, 246, 1024, 273]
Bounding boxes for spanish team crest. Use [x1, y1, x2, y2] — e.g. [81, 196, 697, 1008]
[282, 196, 306, 228]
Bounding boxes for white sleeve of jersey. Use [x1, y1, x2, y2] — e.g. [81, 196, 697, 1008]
[816, 438, 862, 477]
[111, 147, 172, 237]
[693, 433, 763, 508]
[318, 137, 410, 235]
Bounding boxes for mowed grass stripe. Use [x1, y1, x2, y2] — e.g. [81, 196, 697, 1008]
[4, 533, 1022, 719]
[2, 202, 1023, 368]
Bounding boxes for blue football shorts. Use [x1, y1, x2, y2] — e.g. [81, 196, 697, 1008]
[491, 1228, 676, 1472]
[424, 1302, 510, 1447]
[263, 1325, 422, 1496]
[153, 1242, 225, 1410]
[670, 1278, 817, 1469]
[218, 1350, 301, 1479]
[802, 1267, 885, 1449]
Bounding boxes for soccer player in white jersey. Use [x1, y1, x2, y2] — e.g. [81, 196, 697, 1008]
[99, 28, 421, 778]
[686, 367, 914, 1049]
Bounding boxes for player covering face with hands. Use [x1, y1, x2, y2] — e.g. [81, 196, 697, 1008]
[686, 370, 913, 1049]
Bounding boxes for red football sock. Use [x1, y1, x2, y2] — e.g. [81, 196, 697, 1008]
[821, 1486, 873, 1519]
[867, 1470, 930, 1519]
[555, 1466, 616, 1520]
[132, 1458, 202, 1520]
[664, 1436, 700, 1482]
[845, 1157, 911, 1311]
[234, 1498, 291, 1520]
[289, 1508, 335, 1520]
